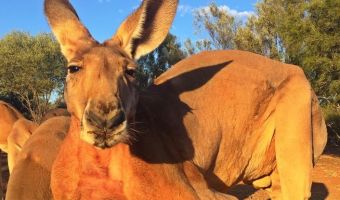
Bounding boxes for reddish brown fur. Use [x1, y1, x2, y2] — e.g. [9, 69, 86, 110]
[52, 116, 239, 200]
[149, 50, 327, 199]
[53, 50, 327, 200]
[41, 108, 70, 122]
[53, 118, 126, 200]
[7, 118, 38, 173]
[6, 108, 70, 173]
[0, 101, 23, 152]
[42, 0, 327, 199]
[6, 116, 70, 200]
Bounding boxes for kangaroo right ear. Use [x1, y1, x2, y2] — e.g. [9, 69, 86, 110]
[44, 0, 97, 62]
[106, 0, 178, 60]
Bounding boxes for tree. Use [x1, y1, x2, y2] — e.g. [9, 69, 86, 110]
[191, 3, 241, 52]
[305, 0, 340, 144]
[188, 2, 282, 59]
[0, 32, 66, 122]
[137, 34, 186, 88]
[234, 13, 283, 60]
[240, 0, 339, 103]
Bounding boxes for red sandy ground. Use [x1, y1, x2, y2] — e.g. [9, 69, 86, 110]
[228, 146, 340, 200]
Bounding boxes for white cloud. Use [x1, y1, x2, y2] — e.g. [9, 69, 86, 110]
[218, 5, 254, 18]
[195, 5, 254, 21]
[178, 5, 193, 17]
[112, 3, 254, 21]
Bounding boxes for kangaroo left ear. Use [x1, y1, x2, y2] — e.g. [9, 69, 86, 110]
[105, 0, 178, 60]
[44, 0, 97, 62]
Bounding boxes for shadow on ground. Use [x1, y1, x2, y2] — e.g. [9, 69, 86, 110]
[227, 184, 269, 200]
[311, 182, 329, 200]
[226, 181, 329, 200]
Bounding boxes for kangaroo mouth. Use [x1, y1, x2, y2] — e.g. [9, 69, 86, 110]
[92, 124, 128, 148]
[81, 118, 129, 149]
[93, 131, 125, 149]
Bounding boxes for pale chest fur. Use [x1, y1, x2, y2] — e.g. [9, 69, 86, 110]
[51, 125, 128, 200]
[76, 145, 127, 200]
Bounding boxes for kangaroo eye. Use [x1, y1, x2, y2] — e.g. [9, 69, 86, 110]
[68, 65, 81, 74]
[125, 69, 136, 78]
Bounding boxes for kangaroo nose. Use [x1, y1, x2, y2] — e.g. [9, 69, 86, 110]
[86, 110, 125, 130]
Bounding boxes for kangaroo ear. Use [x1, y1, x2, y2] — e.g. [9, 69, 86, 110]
[106, 0, 178, 60]
[44, 0, 97, 62]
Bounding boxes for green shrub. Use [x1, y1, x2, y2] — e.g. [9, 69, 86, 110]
[322, 104, 340, 147]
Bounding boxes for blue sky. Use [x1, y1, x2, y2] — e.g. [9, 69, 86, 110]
[0, 0, 258, 43]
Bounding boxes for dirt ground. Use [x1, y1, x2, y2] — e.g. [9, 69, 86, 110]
[228, 146, 340, 200]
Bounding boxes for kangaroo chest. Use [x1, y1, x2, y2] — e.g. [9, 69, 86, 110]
[52, 126, 198, 200]
[76, 145, 127, 200]
[78, 165, 126, 200]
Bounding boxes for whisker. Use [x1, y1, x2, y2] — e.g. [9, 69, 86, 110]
[128, 121, 145, 125]
[125, 130, 137, 144]
[128, 127, 143, 134]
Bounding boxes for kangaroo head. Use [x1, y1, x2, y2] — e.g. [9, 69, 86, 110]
[44, 0, 178, 148]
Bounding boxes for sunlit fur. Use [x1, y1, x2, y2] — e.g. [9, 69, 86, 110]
[63, 46, 138, 148]
[6, 116, 70, 200]
[0, 101, 23, 152]
[42, 0, 328, 200]
[7, 118, 38, 173]
[153, 50, 327, 199]
[7, 108, 69, 173]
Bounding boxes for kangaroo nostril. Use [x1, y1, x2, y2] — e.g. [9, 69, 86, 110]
[86, 111, 104, 129]
[109, 111, 125, 129]
[97, 101, 118, 115]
